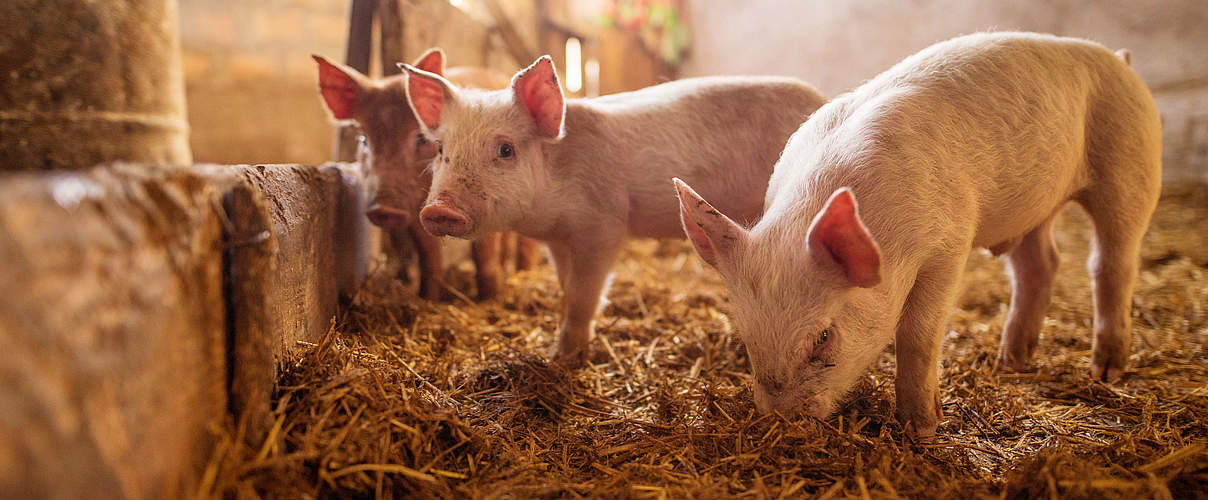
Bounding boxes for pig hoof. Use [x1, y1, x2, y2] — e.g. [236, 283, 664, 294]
[476, 280, 501, 301]
[1091, 345, 1127, 383]
[906, 421, 938, 442]
[418, 283, 447, 301]
[897, 409, 939, 442]
[1090, 360, 1124, 383]
[549, 345, 587, 367]
[996, 353, 1033, 373]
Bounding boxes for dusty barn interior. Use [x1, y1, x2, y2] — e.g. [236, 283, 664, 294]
[1, 0, 1206, 498]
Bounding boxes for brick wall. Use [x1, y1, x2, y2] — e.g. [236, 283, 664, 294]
[179, 0, 351, 165]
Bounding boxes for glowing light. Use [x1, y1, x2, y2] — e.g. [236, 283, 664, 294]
[565, 37, 582, 93]
[585, 58, 600, 97]
[449, 0, 463, 7]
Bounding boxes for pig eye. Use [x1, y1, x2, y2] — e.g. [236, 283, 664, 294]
[497, 142, 515, 159]
[437, 143, 443, 155]
[815, 327, 833, 346]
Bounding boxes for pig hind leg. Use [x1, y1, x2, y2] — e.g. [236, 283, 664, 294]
[408, 224, 445, 301]
[516, 236, 543, 271]
[1076, 189, 1155, 382]
[997, 215, 1060, 372]
[498, 232, 518, 273]
[1074, 86, 1162, 382]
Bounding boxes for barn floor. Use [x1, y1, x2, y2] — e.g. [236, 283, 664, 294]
[208, 184, 1207, 499]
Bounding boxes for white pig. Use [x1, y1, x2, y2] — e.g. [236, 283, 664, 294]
[675, 32, 1161, 438]
[398, 56, 827, 361]
[314, 49, 542, 300]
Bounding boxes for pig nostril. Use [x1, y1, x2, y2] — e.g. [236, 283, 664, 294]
[419, 204, 470, 237]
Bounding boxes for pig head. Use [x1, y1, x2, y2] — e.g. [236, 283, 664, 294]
[397, 56, 563, 240]
[313, 50, 447, 228]
[676, 180, 895, 418]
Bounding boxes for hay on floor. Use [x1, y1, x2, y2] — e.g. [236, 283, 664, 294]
[205, 184, 1208, 499]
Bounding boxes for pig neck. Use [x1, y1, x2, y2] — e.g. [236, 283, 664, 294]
[770, 164, 965, 317]
[523, 100, 653, 242]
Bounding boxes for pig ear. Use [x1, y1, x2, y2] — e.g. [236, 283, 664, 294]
[412, 47, 446, 76]
[398, 62, 456, 133]
[674, 178, 748, 269]
[510, 55, 566, 139]
[313, 54, 366, 120]
[806, 188, 882, 287]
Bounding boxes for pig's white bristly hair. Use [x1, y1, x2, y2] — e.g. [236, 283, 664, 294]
[708, 31, 1160, 425]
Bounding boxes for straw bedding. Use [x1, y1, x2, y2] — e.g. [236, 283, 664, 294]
[206, 184, 1207, 499]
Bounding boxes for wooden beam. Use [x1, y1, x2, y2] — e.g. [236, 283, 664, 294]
[483, 0, 537, 66]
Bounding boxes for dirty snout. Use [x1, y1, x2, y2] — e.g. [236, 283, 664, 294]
[753, 377, 833, 418]
[366, 186, 425, 229]
[364, 167, 432, 229]
[365, 203, 410, 228]
[420, 196, 473, 238]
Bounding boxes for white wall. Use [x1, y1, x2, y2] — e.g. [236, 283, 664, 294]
[684, 0, 1208, 182]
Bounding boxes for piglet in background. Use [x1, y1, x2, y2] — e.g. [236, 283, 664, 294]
[676, 32, 1161, 437]
[398, 56, 827, 362]
[313, 49, 542, 300]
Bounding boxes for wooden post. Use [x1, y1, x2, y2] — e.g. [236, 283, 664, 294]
[0, 0, 192, 171]
[379, 0, 404, 76]
[483, 0, 538, 66]
[334, 0, 378, 162]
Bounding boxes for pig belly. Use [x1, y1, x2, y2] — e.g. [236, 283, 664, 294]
[970, 162, 1082, 255]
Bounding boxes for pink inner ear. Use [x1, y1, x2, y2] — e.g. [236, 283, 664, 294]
[513, 58, 565, 138]
[315, 58, 359, 119]
[414, 49, 444, 76]
[681, 205, 719, 267]
[810, 190, 882, 287]
[408, 74, 444, 130]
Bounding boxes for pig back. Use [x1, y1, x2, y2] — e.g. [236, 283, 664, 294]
[786, 33, 1158, 253]
[571, 76, 826, 238]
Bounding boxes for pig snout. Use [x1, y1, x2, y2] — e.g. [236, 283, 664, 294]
[365, 203, 411, 228]
[420, 202, 470, 238]
[753, 383, 832, 418]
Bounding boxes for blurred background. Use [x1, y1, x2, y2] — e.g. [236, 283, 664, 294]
[174, 0, 1206, 182]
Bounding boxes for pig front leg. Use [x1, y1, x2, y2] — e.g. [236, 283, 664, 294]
[895, 257, 964, 439]
[998, 216, 1060, 371]
[546, 236, 624, 364]
[408, 223, 445, 301]
[472, 233, 503, 300]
